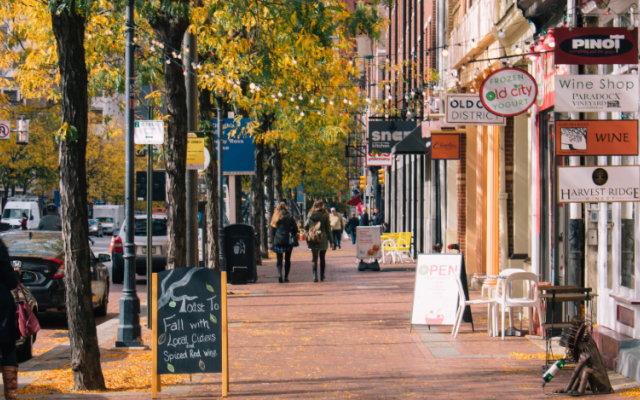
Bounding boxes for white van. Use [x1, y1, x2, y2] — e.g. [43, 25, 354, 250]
[1, 198, 42, 229]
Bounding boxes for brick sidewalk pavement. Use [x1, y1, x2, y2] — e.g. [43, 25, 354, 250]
[5, 242, 637, 399]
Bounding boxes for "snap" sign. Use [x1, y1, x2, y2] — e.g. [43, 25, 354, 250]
[480, 68, 537, 117]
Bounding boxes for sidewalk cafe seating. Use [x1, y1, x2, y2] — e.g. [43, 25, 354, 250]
[452, 276, 497, 337]
[495, 271, 543, 340]
[380, 232, 413, 264]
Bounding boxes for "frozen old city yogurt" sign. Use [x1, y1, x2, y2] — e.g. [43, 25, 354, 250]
[480, 68, 537, 117]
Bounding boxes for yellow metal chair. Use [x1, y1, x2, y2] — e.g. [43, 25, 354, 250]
[380, 232, 413, 264]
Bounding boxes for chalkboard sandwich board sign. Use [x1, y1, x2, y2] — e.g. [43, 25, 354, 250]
[152, 267, 225, 397]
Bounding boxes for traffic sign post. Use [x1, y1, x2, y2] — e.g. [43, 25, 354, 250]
[0, 121, 10, 140]
[134, 120, 165, 145]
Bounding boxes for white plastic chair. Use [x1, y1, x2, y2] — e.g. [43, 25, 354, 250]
[495, 271, 543, 340]
[381, 236, 398, 264]
[452, 276, 497, 338]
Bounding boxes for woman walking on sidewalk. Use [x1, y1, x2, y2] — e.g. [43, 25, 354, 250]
[305, 199, 333, 282]
[0, 238, 20, 400]
[329, 208, 345, 250]
[270, 202, 299, 283]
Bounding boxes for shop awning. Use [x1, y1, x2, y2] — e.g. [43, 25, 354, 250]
[391, 125, 431, 155]
[346, 195, 360, 206]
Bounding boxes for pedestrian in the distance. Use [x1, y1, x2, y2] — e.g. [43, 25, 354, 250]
[371, 208, 383, 226]
[20, 213, 27, 230]
[0, 238, 20, 400]
[329, 208, 345, 250]
[347, 213, 359, 245]
[270, 202, 299, 283]
[305, 199, 333, 282]
[38, 205, 62, 231]
[359, 207, 370, 227]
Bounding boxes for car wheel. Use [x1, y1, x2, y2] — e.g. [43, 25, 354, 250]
[111, 257, 124, 284]
[17, 333, 33, 362]
[94, 285, 108, 317]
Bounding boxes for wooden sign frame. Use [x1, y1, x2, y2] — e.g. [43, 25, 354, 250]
[152, 270, 229, 398]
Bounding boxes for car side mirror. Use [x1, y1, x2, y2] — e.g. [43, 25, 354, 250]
[30, 215, 34, 220]
[98, 254, 111, 263]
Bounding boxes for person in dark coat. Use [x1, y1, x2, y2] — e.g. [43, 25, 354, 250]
[304, 199, 333, 282]
[38, 205, 62, 231]
[371, 208, 383, 226]
[0, 238, 20, 400]
[346, 213, 359, 245]
[270, 202, 299, 283]
[359, 207, 370, 227]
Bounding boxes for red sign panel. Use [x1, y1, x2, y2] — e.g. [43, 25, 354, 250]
[555, 120, 639, 156]
[555, 27, 639, 65]
[431, 134, 460, 160]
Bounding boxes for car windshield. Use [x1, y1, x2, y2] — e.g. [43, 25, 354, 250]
[89, 220, 98, 225]
[96, 217, 113, 223]
[2, 209, 29, 219]
[2, 232, 63, 257]
[134, 218, 167, 236]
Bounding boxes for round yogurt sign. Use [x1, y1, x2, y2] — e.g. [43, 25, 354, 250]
[480, 68, 537, 117]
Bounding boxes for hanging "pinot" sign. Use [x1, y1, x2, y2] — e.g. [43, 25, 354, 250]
[480, 68, 537, 117]
[555, 27, 638, 65]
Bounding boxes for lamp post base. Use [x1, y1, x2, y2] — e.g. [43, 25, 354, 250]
[116, 295, 143, 348]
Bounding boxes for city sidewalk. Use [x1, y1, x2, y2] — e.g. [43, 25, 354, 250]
[5, 242, 640, 399]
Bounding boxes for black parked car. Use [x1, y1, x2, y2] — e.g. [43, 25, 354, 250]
[2, 231, 111, 316]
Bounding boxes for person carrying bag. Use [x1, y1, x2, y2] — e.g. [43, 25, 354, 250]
[304, 199, 333, 282]
[0, 238, 21, 400]
[270, 202, 299, 283]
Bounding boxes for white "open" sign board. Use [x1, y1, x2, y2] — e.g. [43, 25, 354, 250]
[411, 253, 470, 327]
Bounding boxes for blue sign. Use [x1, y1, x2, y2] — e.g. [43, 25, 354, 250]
[296, 184, 304, 203]
[213, 118, 255, 175]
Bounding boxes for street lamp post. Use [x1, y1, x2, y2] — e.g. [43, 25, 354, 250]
[116, 0, 142, 348]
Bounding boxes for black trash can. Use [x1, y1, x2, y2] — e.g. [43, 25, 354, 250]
[223, 223, 257, 284]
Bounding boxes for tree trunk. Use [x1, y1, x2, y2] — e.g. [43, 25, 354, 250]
[149, 15, 190, 270]
[266, 153, 274, 251]
[50, 4, 105, 390]
[200, 90, 219, 270]
[274, 144, 283, 203]
[251, 137, 264, 265]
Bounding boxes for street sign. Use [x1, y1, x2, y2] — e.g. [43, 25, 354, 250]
[432, 134, 461, 160]
[556, 120, 639, 156]
[445, 94, 506, 125]
[187, 137, 205, 170]
[555, 27, 639, 65]
[554, 75, 638, 112]
[198, 148, 212, 173]
[0, 121, 10, 140]
[480, 68, 537, 117]
[558, 165, 640, 203]
[213, 118, 255, 175]
[134, 120, 165, 144]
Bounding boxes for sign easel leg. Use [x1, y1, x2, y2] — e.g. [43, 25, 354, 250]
[152, 273, 161, 398]
[222, 270, 229, 397]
